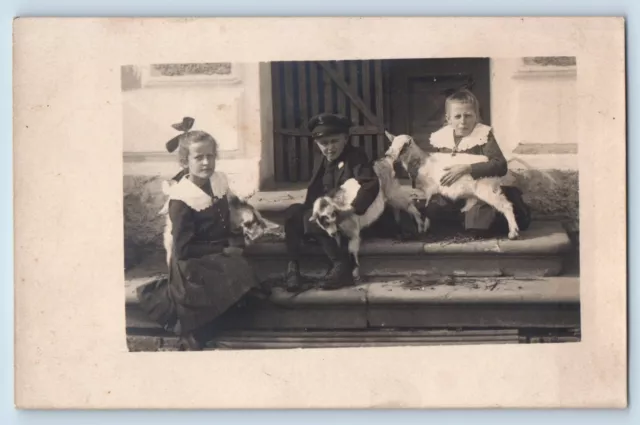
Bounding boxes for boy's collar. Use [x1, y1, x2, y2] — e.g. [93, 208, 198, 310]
[430, 123, 491, 151]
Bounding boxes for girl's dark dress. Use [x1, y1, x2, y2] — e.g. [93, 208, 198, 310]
[136, 172, 259, 335]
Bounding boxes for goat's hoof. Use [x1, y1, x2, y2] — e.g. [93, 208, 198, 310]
[508, 229, 520, 240]
[352, 268, 361, 281]
[422, 218, 431, 233]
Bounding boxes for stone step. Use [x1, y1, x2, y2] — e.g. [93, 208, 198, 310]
[245, 221, 572, 278]
[127, 327, 582, 351]
[126, 221, 573, 283]
[125, 274, 581, 341]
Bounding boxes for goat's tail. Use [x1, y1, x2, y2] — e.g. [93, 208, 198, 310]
[506, 157, 558, 187]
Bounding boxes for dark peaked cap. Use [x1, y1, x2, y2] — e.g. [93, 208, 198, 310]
[307, 113, 353, 138]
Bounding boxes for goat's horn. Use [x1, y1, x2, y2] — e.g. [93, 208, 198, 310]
[384, 130, 395, 141]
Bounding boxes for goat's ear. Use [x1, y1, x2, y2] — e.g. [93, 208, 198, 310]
[308, 212, 317, 222]
[227, 194, 243, 208]
[263, 218, 280, 230]
[254, 210, 280, 230]
[398, 140, 411, 156]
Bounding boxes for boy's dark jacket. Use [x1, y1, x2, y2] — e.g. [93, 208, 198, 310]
[303, 143, 380, 215]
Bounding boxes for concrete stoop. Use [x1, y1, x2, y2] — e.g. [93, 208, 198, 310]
[124, 219, 579, 351]
[125, 275, 581, 351]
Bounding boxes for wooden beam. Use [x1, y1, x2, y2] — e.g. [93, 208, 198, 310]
[271, 62, 285, 182]
[317, 61, 383, 128]
[361, 60, 373, 157]
[298, 63, 311, 181]
[277, 126, 381, 137]
[374, 60, 386, 158]
[283, 62, 299, 182]
[323, 62, 334, 113]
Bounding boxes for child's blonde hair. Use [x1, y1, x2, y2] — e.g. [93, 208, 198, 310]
[178, 131, 219, 168]
[444, 88, 482, 123]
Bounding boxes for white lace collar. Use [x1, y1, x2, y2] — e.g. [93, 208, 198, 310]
[430, 123, 492, 152]
[164, 172, 229, 212]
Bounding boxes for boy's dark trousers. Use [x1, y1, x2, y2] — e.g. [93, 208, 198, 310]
[283, 203, 353, 289]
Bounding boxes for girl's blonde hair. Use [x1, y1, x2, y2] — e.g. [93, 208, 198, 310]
[178, 131, 218, 168]
[444, 88, 482, 123]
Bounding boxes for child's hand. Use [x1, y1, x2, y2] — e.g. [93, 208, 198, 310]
[440, 165, 471, 186]
[223, 246, 244, 257]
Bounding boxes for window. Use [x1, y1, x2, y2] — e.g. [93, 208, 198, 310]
[139, 62, 241, 87]
[514, 56, 577, 78]
[150, 63, 232, 77]
[522, 57, 577, 67]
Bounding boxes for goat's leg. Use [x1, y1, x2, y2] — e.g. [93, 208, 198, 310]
[474, 184, 520, 240]
[406, 203, 424, 233]
[347, 235, 362, 281]
[392, 206, 401, 225]
[389, 188, 425, 234]
[460, 197, 478, 213]
[390, 206, 406, 238]
[420, 188, 437, 234]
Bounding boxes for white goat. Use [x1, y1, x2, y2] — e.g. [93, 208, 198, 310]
[309, 157, 424, 280]
[384, 131, 520, 240]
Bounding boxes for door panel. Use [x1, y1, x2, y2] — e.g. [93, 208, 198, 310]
[388, 58, 491, 151]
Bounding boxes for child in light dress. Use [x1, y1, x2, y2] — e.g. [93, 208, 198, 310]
[426, 89, 531, 236]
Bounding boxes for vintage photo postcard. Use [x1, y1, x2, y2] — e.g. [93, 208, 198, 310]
[13, 17, 627, 409]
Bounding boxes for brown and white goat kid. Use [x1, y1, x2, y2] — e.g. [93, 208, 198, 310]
[384, 131, 520, 240]
[159, 175, 280, 266]
[308, 158, 424, 280]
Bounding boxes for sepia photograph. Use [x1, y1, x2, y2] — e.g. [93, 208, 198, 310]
[122, 57, 581, 352]
[13, 16, 625, 409]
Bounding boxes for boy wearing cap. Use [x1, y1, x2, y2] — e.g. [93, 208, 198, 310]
[284, 113, 380, 290]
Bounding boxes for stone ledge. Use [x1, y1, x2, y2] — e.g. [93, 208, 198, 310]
[243, 221, 571, 257]
[364, 276, 579, 305]
[127, 328, 583, 351]
[126, 275, 579, 307]
[124, 220, 574, 303]
[126, 275, 580, 333]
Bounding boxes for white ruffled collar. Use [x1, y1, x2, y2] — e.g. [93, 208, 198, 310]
[164, 171, 229, 212]
[430, 123, 492, 152]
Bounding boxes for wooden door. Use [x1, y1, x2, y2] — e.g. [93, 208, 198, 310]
[387, 58, 491, 151]
[271, 60, 387, 183]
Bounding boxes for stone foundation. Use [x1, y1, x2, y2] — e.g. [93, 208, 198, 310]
[123, 175, 168, 269]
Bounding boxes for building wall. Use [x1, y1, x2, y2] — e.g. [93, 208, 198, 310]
[122, 62, 273, 196]
[490, 57, 579, 239]
[122, 62, 272, 267]
[490, 57, 578, 169]
[122, 58, 579, 268]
